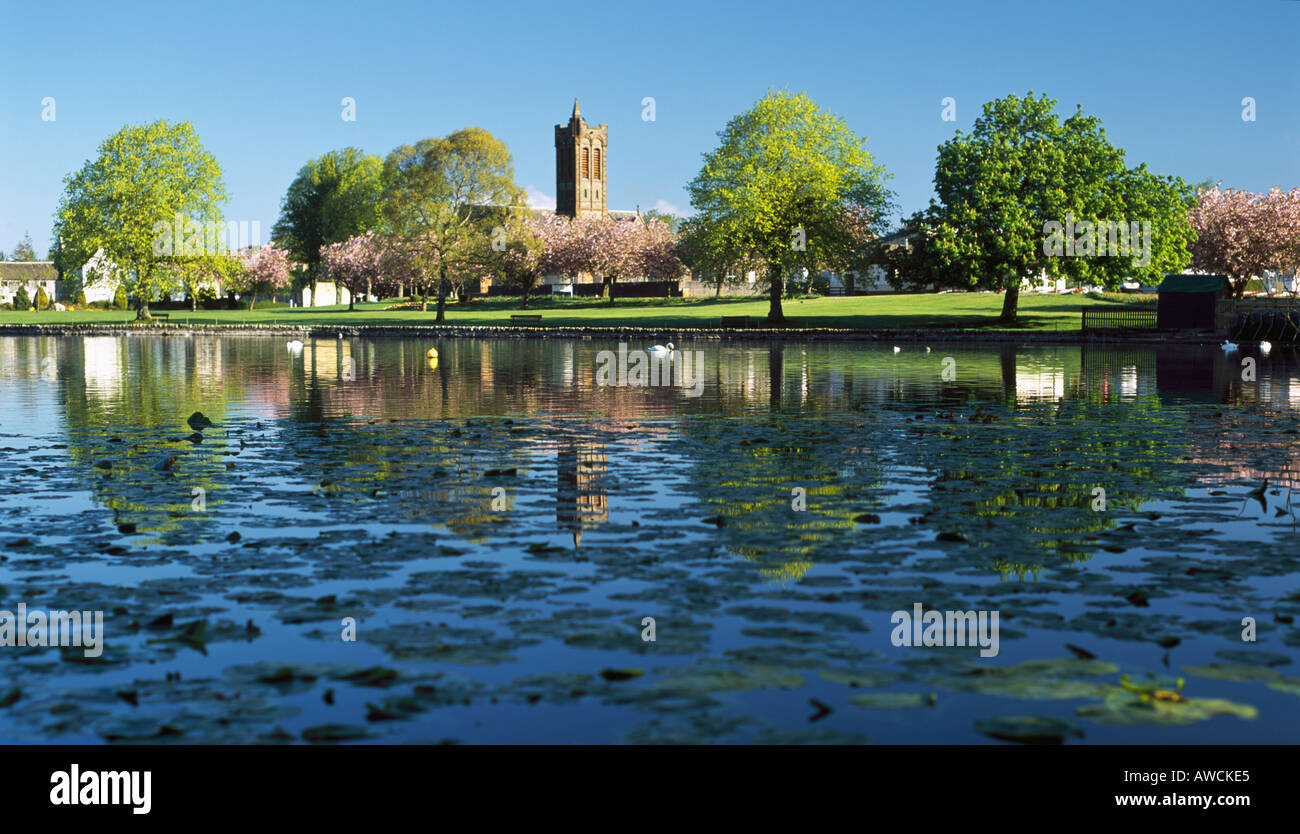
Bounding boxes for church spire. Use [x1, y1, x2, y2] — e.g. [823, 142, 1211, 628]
[572, 98, 580, 120]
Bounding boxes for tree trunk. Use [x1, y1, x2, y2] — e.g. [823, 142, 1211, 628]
[190, 295, 197, 312]
[435, 268, 448, 322]
[135, 303, 151, 321]
[766, 262, 785, 324]
[249, 296, 257, 311]
[999, 279, 1020, 324]
[521, 283, 530, 310]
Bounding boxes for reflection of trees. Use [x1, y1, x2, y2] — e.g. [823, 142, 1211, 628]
[49, 335, 255, 540]
[35, 333, 1300, 579]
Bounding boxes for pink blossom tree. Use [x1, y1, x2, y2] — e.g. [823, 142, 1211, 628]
[320, 233, 387, 311]
[234, 242, 291, 309]
[566, 214, 653, 305]
[1190, 186, 1300, 298]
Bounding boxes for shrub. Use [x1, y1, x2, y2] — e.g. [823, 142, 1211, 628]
[75, 289, 88, 308]
[112, 285, 129, 310]
[14, 286, 31, 310]
[34, 286, 50, 310]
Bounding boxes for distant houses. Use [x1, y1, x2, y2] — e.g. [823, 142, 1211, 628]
[0, 262, 58, 307]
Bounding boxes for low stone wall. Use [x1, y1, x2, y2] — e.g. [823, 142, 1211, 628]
[1216, 297, 1300, 334]
[680, 280, 765, 298]
[0, 321, 1225, 346]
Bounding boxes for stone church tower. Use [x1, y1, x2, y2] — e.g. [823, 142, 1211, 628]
[555, 99, 607, 218]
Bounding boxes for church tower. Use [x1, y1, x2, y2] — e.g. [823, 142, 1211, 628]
[555, 99, 607, 218]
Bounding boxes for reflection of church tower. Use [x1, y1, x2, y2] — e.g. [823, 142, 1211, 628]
[557, 440, 608, 548]
[555, 99, 608, 219]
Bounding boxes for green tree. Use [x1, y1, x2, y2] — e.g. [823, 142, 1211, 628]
[922, 93, 1192, 323]
[75, 289, 88, 307]
[113, 285, 129, 310]
[53, 120, 226, 320]
[14, 286, 31, 310]
[381, 128, 520, 320]
[11, 233, 37, 261]
[687, 90, 892, 323]
[271, 148, 383, 279]
[164, 254, 243, 311]
[34, 285, 50, 310]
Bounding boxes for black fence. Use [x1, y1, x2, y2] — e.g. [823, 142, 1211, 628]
[1082, 308, 1158, 332]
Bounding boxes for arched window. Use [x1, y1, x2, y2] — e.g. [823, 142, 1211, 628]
[594, 147, 601, 180]
[582, 147, 590, 179]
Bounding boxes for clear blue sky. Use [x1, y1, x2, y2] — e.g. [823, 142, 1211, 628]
[1, 0, 1296, 257]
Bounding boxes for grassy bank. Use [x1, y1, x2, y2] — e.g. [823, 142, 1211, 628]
[0, 292, 1155, 331]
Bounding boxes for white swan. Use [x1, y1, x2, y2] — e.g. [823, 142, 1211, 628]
[650, 342, 674, 355]
[1221, 340, 1238, 353]
[286, 339, 304, 351]
[1260, 340, 1272, 355]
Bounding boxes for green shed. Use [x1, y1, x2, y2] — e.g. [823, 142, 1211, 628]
[1156, 274, 1229, 331]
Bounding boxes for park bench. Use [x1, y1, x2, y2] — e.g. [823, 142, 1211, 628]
[510, 314, 543, 324]
[719, 315, 749, 328]
[151, 312, 170, 321]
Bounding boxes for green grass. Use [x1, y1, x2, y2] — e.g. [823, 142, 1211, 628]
[0, 292, 1156, 331]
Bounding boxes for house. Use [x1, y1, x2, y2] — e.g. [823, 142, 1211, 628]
[0, 262, 58, 306]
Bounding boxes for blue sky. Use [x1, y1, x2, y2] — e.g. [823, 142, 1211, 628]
[1, 0, 1296, 256]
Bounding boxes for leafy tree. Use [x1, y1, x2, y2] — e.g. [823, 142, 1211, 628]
[75, 289, 88, 308]
[14, 286, 31, 310]
[677, 215, 764, 295]
[641, 209, 682, 234]
[921, 93, 1192, 323]
[381, 128, 520, 320]
[11, 233, 37, 261]
[1190, 185, 1300, 298]
[34, 285, 50, 310]
[0, 251, 6, 261]
[688, 90, 891, 323]
[53, 120, 226, 319]
[163, 254, 243, 311]
[113, 285, 129, 310]
[475, 211, 556, 309]
[272, 148, 384, 279]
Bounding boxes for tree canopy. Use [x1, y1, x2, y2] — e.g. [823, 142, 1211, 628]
[688, 90, 892, 322]
[272, 147, 383, 278]
[916, 92, 1193, 322]
[53, 120, 226, 317]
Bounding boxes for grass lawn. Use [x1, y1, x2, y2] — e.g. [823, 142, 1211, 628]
[0, 292, 1155, 331]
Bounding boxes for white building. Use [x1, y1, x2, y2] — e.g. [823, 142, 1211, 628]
[0, 262, 59, 306]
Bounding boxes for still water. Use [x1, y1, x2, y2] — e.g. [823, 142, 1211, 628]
[0, 334, 1298, 743]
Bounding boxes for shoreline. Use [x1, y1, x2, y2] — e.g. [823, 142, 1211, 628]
[0, 321, 1224, 345]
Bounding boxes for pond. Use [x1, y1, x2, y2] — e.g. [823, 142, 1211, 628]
[0, 334, 1298, 744]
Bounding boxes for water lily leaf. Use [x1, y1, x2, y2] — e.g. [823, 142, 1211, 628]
[849, 692, 934, 709]
[975, 716, 1083, 744]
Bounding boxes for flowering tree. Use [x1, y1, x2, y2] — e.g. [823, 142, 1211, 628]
[638, 218, 685, 283]
[1190, 186, 1300, 297]
[233, 243, 291, 309]
[567, 214, 645, 305]
[320, 233, 387, 310]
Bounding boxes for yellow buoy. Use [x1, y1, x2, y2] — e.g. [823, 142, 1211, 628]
[426, 356, 439, 370]
[426, 347, 438, 359]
